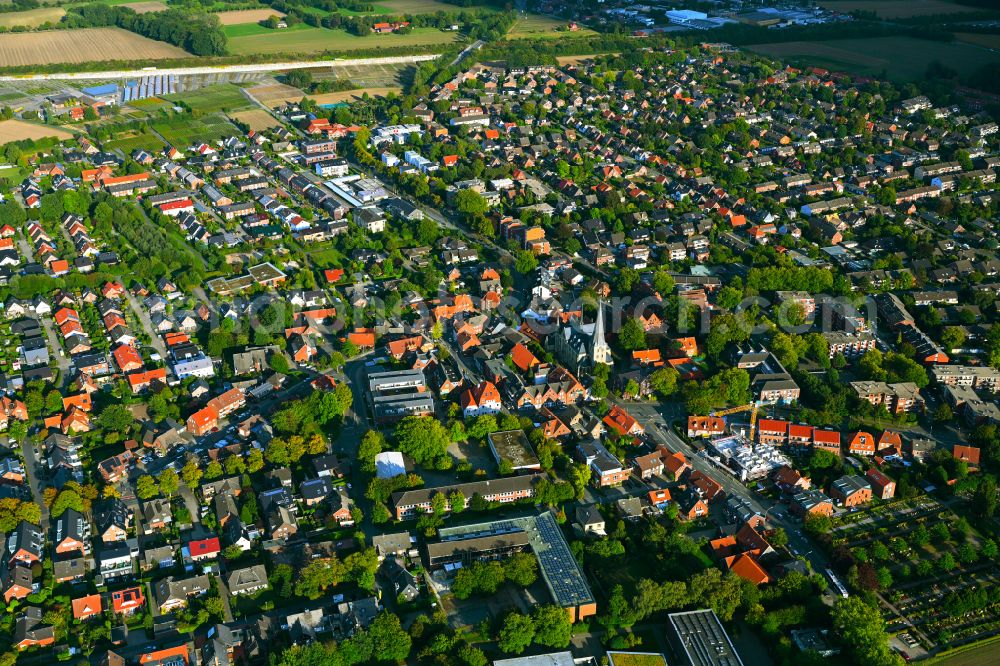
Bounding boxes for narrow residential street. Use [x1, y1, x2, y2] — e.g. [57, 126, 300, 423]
[39, 315, 71, 387]
[19, 437, 49, 531]
[125, 290, 169, 360]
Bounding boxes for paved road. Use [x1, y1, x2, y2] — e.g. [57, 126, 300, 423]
[19, 437, 49, 531]
[125, 291, 168, 361]
[39, 315, 71, 386]
[450, 39, 484, 67]
[0, 54, 441, 82]
[613, 397, 830, 576]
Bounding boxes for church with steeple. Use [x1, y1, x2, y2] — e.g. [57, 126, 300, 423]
[549, 301, 612, 375]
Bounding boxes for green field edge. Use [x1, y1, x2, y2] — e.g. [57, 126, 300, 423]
[0, 41, 453, 76]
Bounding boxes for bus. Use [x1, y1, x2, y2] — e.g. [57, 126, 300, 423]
[826, 568, 849, 598]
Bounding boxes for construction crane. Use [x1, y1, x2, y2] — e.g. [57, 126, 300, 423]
[711, 402, 760, 443]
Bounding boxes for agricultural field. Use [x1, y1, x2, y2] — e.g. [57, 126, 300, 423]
[151, 112, 239, 147]
[229, 108, 279, 131]
[748, 36, 999, 82]
[215, 8, 285, 25]
[0, 6, 64, 28]
[102, 130, 165, 153]
[246, 82, 302, 107]
[312, 60, 412, 88]
[0, 27, 189, 67]
[0, 119, 74, 143]
[225, 24, 457, 56]
[955, 32, 1000, 50]
[120, 1, 168, 12]
[820, 0, 982, 19]
[311, 87, 400, 104]
[164, 83, 253, 113]
[507, 14, 594, 39]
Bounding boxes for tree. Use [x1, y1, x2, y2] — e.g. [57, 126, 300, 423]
[498, 613, 535, 654]
[648, 367, 679, 397]
[973, 476, 997, 519]
[135, 475, 159, 500]
[98, 404, 133, 433]
[366, 612, 411, 663]
[831, 597, 903, 666]
[181, 459, 203, 489]
[504, 552, 538, 587]
[934, 403, 954, 423]
[204, 460, 224, 480]
[223, 544, 244, 561]
[158, 468, 179, 497]
[358, 430, 385, 473]
[454, 189, 487, 219]
[44, 389, 63, 415]
[618, 318, 647, 351]
[246, 449, 265, 473]
[514, 251, 538, 275]
[394, 416, 450, 466]
[532, 604, 571, 648]
[295, 558, 347, 599]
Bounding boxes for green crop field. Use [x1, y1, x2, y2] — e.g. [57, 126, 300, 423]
[152, 113, 239, 147]
[164, 83, 252, 113]
[225, 25, 457, 56]
[507, 14, 595, 39]
[748, 36, 998, 82]
[103, 131, 165, 153]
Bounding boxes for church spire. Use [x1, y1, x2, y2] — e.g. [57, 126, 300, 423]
[593, 299, 607, 349]
[591, 300, 611, 366]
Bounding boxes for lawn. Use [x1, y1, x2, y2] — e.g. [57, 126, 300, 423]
[164, 83, 252, 113]
[748, 36, 999, 82]
[226, 25, 457, 56]
[507, 13, 594, 39]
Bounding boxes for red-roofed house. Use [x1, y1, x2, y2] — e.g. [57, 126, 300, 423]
[461, 381, 502, 418]
[72, 594, 103, 620]
[757, 419, 788, 446]
[113, 345, 143, 373]
[324, 268, 345, 283]
[725, 553, 771, 585]
[603, 405, 644, 437]
[187, 537, 221, 562]
[812, 429, 841, 454]
[510, 342, 540, 373]
[662, 448, 691, 480]
[112, 587, 145, 616]
[953, 445, 980, 466]
[865, 468, 896, 500]
[849, 431, 876, 456]
[687, 415, 725, 438]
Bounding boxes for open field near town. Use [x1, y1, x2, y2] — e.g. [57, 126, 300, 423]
[246, 82, 302, 107]
[819, 0, 982, 18]
[152, 112, 239, 146]
[311, 60, 412, 88]
[748, 36, 998, 81]
[225, 24, 457, 56]
[556, 53, 616, 65]
[932, 638, 1000, 666]
[378, 0, 485, 13]
[120, 1, 168, 12]
[311, 86, 400, 104]
[0, 6, 64, 27]
[0, 119, 73, 143]
[229, 108, 279, 131]
[507, 14, 594, 39]
[215, 8, 285, 25]
[164, 82, 252, 113]
[102, 130, 165, 152]
[955, 32, 1000, 49]
[0, 27, 189, 66]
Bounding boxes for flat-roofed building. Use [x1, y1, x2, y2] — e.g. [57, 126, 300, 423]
[667, 608, 745, 666]
[487, 430, 540, 472]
